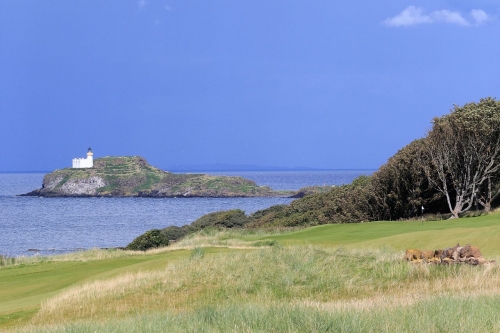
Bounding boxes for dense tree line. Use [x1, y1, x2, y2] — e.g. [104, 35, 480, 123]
[128, 98, 500, 249]
[249, 97, 500, 225]
[369, 138, 446, 220]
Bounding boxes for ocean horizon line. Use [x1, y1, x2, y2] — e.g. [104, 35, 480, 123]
[0, 168, 377, 174]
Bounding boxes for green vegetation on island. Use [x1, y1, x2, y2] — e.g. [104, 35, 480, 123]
[22, 156, 286, 197]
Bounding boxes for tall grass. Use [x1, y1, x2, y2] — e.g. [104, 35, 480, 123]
[169, 227, 287, 248]
[19, 296, 500, 333]
[27, 246, 500, 329]
[0, 248, 144, 268]
[0, 227, 277, 270]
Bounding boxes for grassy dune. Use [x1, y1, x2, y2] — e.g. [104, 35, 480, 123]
[2, 213, 500, 332]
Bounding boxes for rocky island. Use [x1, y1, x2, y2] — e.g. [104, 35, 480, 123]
[22, 156, 289, 198]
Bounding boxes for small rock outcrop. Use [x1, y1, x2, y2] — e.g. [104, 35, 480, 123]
[60, 176, 107, 195]
[404, 244, 495, 266]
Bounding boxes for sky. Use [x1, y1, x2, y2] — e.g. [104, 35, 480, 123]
[1, 1, 499, 171]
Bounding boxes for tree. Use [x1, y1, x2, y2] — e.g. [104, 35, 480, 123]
[371, 139, 443, 220]
[424, 98, 500, 218]
[477, 169, 500, 212]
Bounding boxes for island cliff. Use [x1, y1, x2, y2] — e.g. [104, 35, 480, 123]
[22, 156, 285, 198]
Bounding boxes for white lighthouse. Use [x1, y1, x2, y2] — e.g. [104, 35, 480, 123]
[72, 147, 94, 168]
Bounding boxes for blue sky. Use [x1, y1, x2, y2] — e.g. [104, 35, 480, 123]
[1, 1, 499, 171]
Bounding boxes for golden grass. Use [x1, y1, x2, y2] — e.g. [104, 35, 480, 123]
[168, 228, 285, 248]
[0, 248, 147, 268]
[28, 245, 500, 328]
[18, 295, 500, 333]
[0, 240, 253, 269]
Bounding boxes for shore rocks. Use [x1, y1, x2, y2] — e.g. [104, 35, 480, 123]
[60, 176, 107, 195]
[404, 244, 495, 265]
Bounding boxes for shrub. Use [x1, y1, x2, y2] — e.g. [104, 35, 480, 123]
[126, 229, 169, 251]
[190, 209, 248, 229]
[247, 177, 377, 228]
[161, 225, 190, 242]
[132, 210, 249, 247]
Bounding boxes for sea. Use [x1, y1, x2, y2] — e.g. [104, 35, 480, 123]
[0, 170, 373, 257]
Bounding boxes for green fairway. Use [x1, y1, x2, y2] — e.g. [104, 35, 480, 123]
[264, 213, 500, 256]
[0, 249, 198, 328]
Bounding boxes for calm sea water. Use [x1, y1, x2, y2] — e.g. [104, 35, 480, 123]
[0, 170, 372, 257]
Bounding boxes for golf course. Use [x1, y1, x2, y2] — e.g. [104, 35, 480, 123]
[2, 213, 500, 332]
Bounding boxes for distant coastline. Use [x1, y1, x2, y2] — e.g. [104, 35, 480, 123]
[0, 164, 376, 174]
[0, 171, 52, 174]
[1, 168, 376, 174]
[163, 165, 376, 172]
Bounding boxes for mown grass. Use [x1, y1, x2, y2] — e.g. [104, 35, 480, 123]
[264, 212, 500, 256]
[3, 213, 500, 332]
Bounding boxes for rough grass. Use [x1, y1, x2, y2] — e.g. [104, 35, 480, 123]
[0, 248, 139, 268]
[18, 297, 500, 333]
[0, 249, 198, 329]
[22, 246, 500, 330]
[4, 213, 500, 331]
[169, 228, 287, 248]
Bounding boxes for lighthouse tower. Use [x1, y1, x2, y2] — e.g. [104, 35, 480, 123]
[72, 147, 94, 168]
[86, 147, 94, 166]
